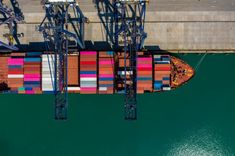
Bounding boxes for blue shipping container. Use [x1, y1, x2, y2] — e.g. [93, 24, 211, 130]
[24, 58, 41, 62]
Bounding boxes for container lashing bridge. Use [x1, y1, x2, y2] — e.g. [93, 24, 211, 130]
[95, 0, 148, 120]
[38, 0, 87, 120]
[0, 0, 24, 51]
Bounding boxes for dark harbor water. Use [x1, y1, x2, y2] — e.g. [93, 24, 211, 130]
[0, 54, 235, 156]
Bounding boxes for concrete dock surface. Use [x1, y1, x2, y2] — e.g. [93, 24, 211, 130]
[0, 0, 235, 52]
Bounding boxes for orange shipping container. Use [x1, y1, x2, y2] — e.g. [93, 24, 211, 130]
[119, 59, 130, 67]
[0, 57, 8, 82]
[68, 55, 79, 85]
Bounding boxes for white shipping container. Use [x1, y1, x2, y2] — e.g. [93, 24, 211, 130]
[80, 81, 97, 85]
[42, 78, 54, 81]
[42, 71, 55, 75]
[80, 84, 97, 87]
[163, 87, 171, 91]
[42, 87, 54, 91]
[67, 87, 80, 91]
[41, 64, 55, 67]
[99, 87, 107, 91]
[8, 74, 24, 78]
[80, 78, 97, 81]
[42, 54, 58, 91]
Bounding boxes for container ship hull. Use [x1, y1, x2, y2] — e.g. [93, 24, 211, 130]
[0, 51, 194, 94]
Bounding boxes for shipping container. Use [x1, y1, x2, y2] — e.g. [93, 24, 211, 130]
[68, 55, 79, 86]
[42, 54, 58, 92]
[98, 51, 114, 94]
[153, 55, 171, 92]
[80, 51, 97, 94]
[0, 52, 195, 94]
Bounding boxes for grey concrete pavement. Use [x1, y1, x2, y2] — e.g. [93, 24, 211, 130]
[0, 0, 235, 51]
[18, 0, 235, 13]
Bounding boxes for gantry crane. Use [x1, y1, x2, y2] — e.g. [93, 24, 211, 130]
[95, 0, 148, 120]
[114, 0, 148, 120]
[38, 0, 87, 120]
[0, 0, 24, 51]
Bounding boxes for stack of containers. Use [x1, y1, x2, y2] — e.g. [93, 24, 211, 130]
[117, 52, 131, 93]
[80, 51, 97, 94]
[0, 56, 8, 84]
[98, 51, 114, 94]
[154, 55, 171, 91]
[137, 55, 152, 93]
[7, 53, 25, 93]
[42, 54, 57, 93]
[21, 52, 42, 94]
[67, 54, 80, 93]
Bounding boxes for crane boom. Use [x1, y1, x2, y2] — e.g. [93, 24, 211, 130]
[113, 0, 148, 120]
[38, 0, 87, 120]
[95, 0, 148, 120]
[0, 0, 24, 51]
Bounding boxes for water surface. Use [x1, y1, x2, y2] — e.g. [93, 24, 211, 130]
[0, 54, 235, 156]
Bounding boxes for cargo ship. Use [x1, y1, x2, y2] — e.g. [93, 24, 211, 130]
[0, 51, 194, 94]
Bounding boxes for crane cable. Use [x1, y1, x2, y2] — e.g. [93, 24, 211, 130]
[194, 52, 208, 71]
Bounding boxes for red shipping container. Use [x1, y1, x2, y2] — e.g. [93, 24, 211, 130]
[8, 71, 24, 74]
[80, 61, 96, 65]
[138, 67, 152, 71]
[154, 66, 171, 71]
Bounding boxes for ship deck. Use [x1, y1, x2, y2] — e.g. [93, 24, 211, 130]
[0, 51, 194, 94]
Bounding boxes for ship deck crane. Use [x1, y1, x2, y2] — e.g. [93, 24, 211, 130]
[95, 0, 148, 120]
[0, 0, 24, 51]
[38, 0, 87, 120]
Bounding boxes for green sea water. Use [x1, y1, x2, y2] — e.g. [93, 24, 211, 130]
[0, 54, 235, 156]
